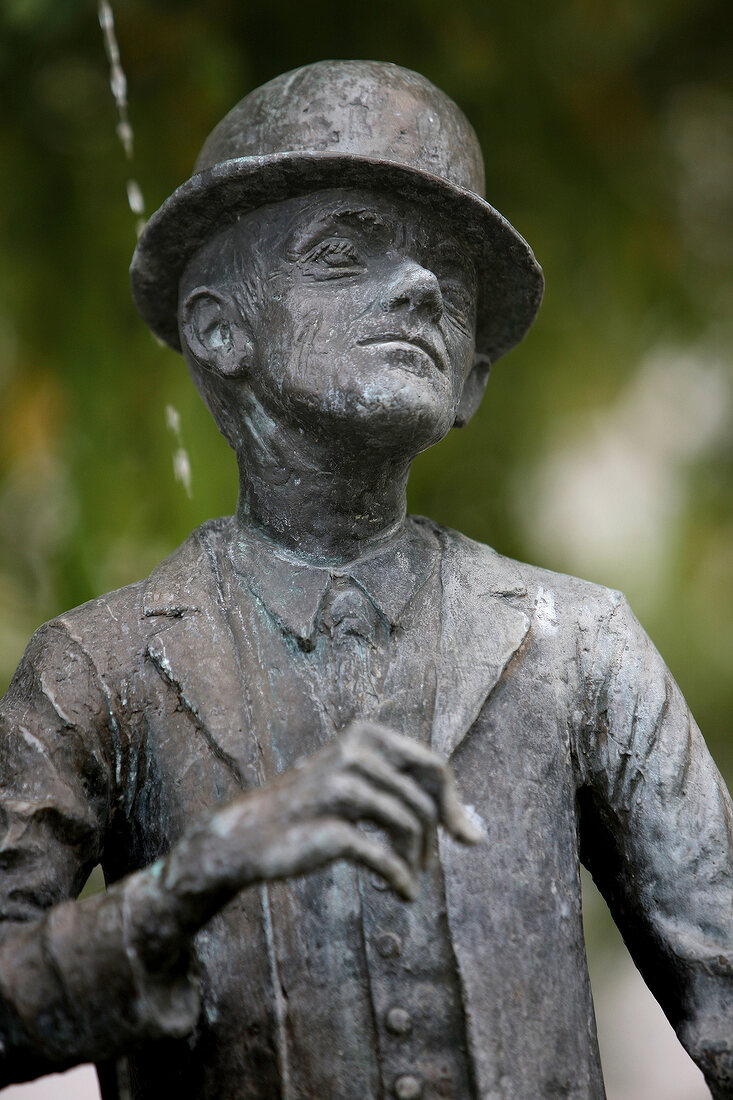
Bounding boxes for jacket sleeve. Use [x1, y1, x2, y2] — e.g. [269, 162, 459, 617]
[575, 593, 733, 1098]
[0, 619, 199, 1086]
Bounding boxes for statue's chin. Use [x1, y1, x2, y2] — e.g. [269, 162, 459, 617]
[247, 346, 459, 458]
[290, 386, 455, 458]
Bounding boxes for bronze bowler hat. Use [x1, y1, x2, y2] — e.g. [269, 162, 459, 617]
[130, 59, 544, 362]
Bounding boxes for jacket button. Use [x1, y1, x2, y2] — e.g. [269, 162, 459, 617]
[385, 1007, 412, 1036]
[393, 1074, 422, 1099]
[376, 931, 402, 958]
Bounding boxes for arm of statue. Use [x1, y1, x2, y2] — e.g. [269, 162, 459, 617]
[0, 622, 480, 1085]
[576, 594, 733, 1099]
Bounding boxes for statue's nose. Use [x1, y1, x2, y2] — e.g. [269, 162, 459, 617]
[379, 261, 443, 323]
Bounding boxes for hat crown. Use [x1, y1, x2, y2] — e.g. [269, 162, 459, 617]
[195, 60, 486, 198]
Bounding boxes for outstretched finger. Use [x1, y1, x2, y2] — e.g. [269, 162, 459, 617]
[356, 724, 484, 844]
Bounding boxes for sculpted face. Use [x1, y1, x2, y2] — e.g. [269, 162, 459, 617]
[181, 189, 487, 457]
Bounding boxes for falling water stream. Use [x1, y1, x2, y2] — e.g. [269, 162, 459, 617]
[166, 404, 194, 499]
[98, 1, 193, 498]
[97, 0, 146, 236]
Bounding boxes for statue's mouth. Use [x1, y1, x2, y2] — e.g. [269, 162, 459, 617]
[356, 334, 445, 373]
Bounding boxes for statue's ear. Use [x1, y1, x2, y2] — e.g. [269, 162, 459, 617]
[454, 353, 491, 427]
[180, 288, 253, 380]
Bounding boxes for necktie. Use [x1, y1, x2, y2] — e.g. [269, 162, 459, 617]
[318, 579, 388, 730]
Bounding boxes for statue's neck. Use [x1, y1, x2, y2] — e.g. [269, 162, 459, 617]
[233, 417, 412, 565]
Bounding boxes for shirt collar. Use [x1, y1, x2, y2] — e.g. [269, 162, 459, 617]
[229, 519, 439, 644]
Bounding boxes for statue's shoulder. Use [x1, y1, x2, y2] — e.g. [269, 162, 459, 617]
[140, 516, 231, 614]
[416, 516, 626, 630]
[45, 518, 231, 660]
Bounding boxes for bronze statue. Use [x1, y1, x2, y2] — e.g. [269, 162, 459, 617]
[0, 60, 731, 1100]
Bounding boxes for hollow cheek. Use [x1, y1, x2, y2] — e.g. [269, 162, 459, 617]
[254, 294, 306, 362]
[314, 271, 383, 320]
[255, 275, 396, 375]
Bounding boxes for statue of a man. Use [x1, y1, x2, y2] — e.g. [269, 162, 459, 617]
[0, 60, 731, 1100]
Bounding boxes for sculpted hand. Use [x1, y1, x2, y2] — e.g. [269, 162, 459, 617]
[229, 719, 482, 894]
[141, 721, 483, 954]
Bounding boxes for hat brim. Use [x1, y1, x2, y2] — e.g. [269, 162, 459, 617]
[130, 151, 544, 362]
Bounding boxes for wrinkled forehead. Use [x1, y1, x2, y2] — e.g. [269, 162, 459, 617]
[282, 190, 410, 239]
[241, 188, 475, 265]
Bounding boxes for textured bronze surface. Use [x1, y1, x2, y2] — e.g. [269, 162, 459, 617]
[1, 60, 731, 1100]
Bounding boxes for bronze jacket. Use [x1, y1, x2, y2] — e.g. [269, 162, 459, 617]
[0, 518, 731, 1099]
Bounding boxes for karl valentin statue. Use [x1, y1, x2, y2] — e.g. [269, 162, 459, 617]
[0, 60, 732, 1100]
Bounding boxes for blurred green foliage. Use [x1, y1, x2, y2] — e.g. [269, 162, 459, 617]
[0, 0, 731, 773]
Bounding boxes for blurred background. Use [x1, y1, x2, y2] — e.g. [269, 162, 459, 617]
[0, 0, 731, 1096]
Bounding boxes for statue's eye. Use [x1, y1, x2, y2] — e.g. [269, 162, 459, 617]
[303, 238, 363, 277]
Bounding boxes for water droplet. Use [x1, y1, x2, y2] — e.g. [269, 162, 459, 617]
[116, 119, 134, 158]
[165, 405, 181, 434]
[173, 448, 193, 498]
[126, 179, 145, 215]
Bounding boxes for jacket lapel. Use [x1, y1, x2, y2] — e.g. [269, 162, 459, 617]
[429, 528, 532, 1095]
[431, 526, 530, 759]
[142, 525, 252, 787]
